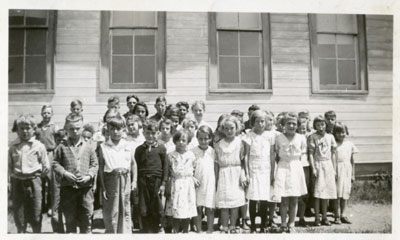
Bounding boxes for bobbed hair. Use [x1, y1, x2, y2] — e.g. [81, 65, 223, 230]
[173, 129, 192, 144]
[333, 121, 349, 137]
[133, 102, 149, 117]
[312, 115, 326, 130]
[249, 110, 267, 128]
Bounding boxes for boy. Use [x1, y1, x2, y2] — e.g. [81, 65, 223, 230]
[175, 101, 189, 124]
[53, 113, 98, 233]
[124, 94, 140, 119]
[107, 96, 120, 112]
[135, 120, 168, 233]
[244, 104, 260, 130]
[9, 114, 49, 233]
[149, 96, 167, 123]
[324, 110, 337, 134]
[70, 99, 83, 115]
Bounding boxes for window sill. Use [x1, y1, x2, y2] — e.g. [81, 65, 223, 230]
[99, 88, 167, 94]
[311, 90, 368, 97]
[9, 89, 55, 95]
[209, 88, 272, 94]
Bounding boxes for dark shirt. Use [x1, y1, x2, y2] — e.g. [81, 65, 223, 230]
[135, 143, 168, 183]
[37, 122, 58, 151]
[244, 120, 251, 130]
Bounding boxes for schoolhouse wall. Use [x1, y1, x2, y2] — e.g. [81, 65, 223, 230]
[8, 12, 393, 171]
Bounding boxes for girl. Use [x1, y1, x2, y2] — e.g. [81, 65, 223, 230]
[214, 115, 247, 233]
[296, 118, 311, 227]
[333, 122, 358, 224]
[308, 115, 337, 226]
[243, 110, 275, 233]
[191, 100, 212, 129]
[192, 125, 216, 233]
[182, 116, 199, 150]
[133, 101, 149, 124]
[273, 113, 308, 233]
[98, 114, 137, 233]
[158, 119, 176, 154]
[165, 130, 198, 233]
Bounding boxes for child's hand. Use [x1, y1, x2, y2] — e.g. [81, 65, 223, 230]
[270, 176, 275, 186]
[312, 169, 317, 178]
[77, 175, 91, 184]
[159, 185, 165, 196]
[131, 181, 137, 191]
[193, 177, 200, 187]
[63, 171, 78, 183]
[102, 190, 108, 200]
[240, 176, 248, 189]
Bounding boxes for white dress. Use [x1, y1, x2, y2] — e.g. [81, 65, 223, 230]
[308, 133, 337, 199]
[192, 146, 216, 209]
[215, 137, 246, 208]
[243, 131, 273, 201]
[158, 138, 175, 154]
[336, 141, 358, 199]
[165, 151, 197, 219]
[272, 134, 308, 201]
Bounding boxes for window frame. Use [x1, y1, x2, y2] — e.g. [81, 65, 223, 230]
[8, 10, 57, 94]
[100, 11, 166, 93]
[309, 14, 368, 95]
[208, 12, 272, 94]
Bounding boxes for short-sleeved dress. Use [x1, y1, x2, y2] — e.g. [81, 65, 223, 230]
[215, 137, 246, 208]
[308, 133, 337, 199]
[243, 131, 273, 201]
[272, 133, 308, 201]
[336, 141, 358, 199]
[165, 151, 197, 219]
[192, 146, 216, 209]
[158, 138, 175, 154]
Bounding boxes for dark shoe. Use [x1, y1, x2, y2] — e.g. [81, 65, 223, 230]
[298, 218, 308, 227]
[334, 217, 341, 225]
[321, 219, 331, 226]
[314, 218, 321, 227]
[287, 227, 296, 233]
[341, 216, 352, 224]
[229, 228, 238, 234]
[280, 226, 288, 233]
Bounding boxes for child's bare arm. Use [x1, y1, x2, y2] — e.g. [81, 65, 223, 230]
[270, 145, 275, 185]
[351, 153, 355, 181]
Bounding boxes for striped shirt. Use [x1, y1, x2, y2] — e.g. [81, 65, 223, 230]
[8, 137, 49, 179]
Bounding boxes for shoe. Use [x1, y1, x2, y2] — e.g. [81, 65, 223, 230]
[159, 227, 165, 233]
[229, 228, 238, 234]
[298, 218, 307, 227]
[341, 216, 352, 224]
[250, 226, 257, 233]
[314, 219, 321, 227]
[280, 226, 289, 233]
[242, 220, 250, 230]
[287, 227, 296, 233]
[267, 220, 277, 228]
[321, 219, 331, 226]
[334, 217, 341, 225]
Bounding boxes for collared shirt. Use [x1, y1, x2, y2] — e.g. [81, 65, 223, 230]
[37, 121, 59, 151]
[53, 137, 98, 187]
[100, 139, 135, 173]
[8, 137, 49, 179]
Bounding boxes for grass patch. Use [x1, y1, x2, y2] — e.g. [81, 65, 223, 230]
[349, 179, 392, 205]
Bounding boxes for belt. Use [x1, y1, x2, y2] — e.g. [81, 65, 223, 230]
[105, 168, 129, 176]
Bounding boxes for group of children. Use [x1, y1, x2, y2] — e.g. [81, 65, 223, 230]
[8, 95, 358, 234]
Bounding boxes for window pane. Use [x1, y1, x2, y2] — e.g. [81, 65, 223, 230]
[238, 13, 261, 29]
[26, 56, 46, 83]
[316, 14, 336, 32]
[337, 44, 355, 59]
[26, 10, 47, 25]
[132, 12, 156, 27]
[111, 11, 134, 27]
[336, 14, 357, 34]
[112, 56, 133, 83]
[9, 10, 24, 25]
[134, 56, 155, 84]
[134, 30, 155, 55]
[8, 57, 23, 84]
[217, 13, 238, 29]
[319, 59, 337, 87]
[240, 32, 260, 56]
[338, 60, 357, 85]
[218, 31, 238, 56]
[9, 29, 24, 55]
[240, 57, 261, 84]
[26, 29, 47, 55]
[219, 57, 239, 83]
[318, 34, 335, 44]
[318, 44, 336, 58]
[112, 30, 133, 55]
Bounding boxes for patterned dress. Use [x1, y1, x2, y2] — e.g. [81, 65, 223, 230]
[272, 134, 308, 201]
[308, 133, 337, 199]
[165, 151, 197, 218]
[215, 137, 246, 208]
[192, 146, 216, 209]
[336, 141, 358, 199]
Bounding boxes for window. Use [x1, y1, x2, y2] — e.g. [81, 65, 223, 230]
[309, 14, 368, 94]
[209, 12, 271, 93]
[8, 10, 56, 92]
[100, 11, 166, 92]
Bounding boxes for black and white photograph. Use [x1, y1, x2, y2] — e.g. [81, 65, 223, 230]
[3, 0, 397, 237]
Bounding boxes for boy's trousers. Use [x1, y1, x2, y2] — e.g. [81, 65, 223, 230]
[11, 176, 43, 233]
[60, 186, 94, 233]
[138, 175, 163, 233]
